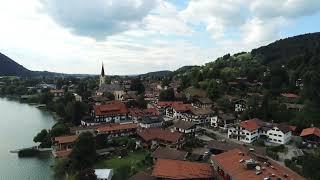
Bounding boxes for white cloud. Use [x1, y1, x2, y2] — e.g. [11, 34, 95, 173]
[40, 0, 158, 40]
[0, 0, 319, 75]
[250, 0, 320, 19]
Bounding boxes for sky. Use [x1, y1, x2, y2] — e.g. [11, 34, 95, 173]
[0, 0, 319, 75]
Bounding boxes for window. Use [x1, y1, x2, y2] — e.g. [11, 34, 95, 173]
[246, 138, 249, 140]
[269, 133, 273, 136]
[229, 130, 232, 132]
[278, 135, 282, 137]
[278, 140, 281, 142]
[246, 133, 249, 135]
[242, 132, 245, 135]
[273, 139, 277, 141]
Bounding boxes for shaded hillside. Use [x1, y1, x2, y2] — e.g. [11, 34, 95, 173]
[0, 53, 32, 76]
[252, 32, 320, 74]
[140, 70, 173, 78]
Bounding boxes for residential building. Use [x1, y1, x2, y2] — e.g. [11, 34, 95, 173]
[52, 135, 78, 158]
[234, 99, 247, 112]
[86, 100, 130, 125]
[137, 128, 184, 149]
[228, 118, 292, 144]
[211, 149, 303, 180]
[152, 147, 188, 161]
[212, 113, 236, 129]
[96, 123, 138, 138]
[152, 159, 214, 180]
[94, 169, 113, 180]
[183, 107, 216, 124]
[192, 97, 213, 108]
[73, 93, 82, 102]
[300, 127, 320, 143]
[170, 120, 197, 134]
[50, 89, 65, 97]
[283, 103, 304, 111]
[139, 116, 164, 129]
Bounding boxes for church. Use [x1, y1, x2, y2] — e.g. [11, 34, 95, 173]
[97, 63, 125, 100]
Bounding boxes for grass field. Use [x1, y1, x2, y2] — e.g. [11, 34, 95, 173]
[95, 150, 150, 179]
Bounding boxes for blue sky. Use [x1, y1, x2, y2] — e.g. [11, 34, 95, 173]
[0, 0, 319, 75]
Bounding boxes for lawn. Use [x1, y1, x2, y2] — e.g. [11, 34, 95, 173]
[95, 150, 151, 179]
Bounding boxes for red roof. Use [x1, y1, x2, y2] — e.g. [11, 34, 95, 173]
[94, 101, 129, 116]
[281, 93, 300, 98]
[129, 108, 160, 117]
[157, 101, 178, 107]
[138, 128, 183, 143]
[97, 123, 138, 133]
[144, 108, 159, 116]
[152, 159, 214, 179]
[300, 127, 320, 137]
[171, 102, 192, 112]
[129, 108, 144, 117]
[54, 135, 78, 144]
[211, 149, 303, 180]
[240, 118, 262, 132]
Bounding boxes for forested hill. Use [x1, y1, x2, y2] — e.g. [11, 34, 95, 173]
[173, 32, 320, 127]
[252, 32, 320, 73]
[0, 53, 32, 76]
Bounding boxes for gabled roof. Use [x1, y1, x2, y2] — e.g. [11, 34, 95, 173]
[240, 118, 262, 132]
[94, 101, 129, 116]
[171, 102, 192, 112]
[281, 93, 300, 98]
[138, 128, 183, 143]
[141, 116, 164, 124]
[54, 135, 78, 144]
[172, 120, 196, 130]
[211, 149, 303, 180]
[152, 159, 214, 179]
[189, 107, 214, 115]
[152, 147, 187, 161]
[300, 127, 320, 137]
[97, 123, 138, 133]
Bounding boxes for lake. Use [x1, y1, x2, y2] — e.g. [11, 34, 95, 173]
[0, 98, 55, 180]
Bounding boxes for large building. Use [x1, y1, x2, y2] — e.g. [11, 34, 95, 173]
[228, 118, 292, 144]
[137, 128, 184, 149]
[82, 100, 130, 125]
[211, 149, 303, 180]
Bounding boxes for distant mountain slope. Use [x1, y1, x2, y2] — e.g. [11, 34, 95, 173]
[0, 53, 32, 76]
[0, 52, 64, 77]
[140, 70, 173, 78]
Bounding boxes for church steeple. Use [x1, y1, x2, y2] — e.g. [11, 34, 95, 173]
[99, 62, 106, 87]
[101, 62, 105, 77]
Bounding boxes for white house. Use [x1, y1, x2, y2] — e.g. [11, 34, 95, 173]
[94, 169, 113, 180]
[234, 99, 247, 112]
[227, 118, 292, 144]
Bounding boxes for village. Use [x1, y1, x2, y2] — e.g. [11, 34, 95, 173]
[9, 63, 315, 180]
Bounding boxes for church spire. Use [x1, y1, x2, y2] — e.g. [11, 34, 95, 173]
[99, 62, 106, 87]
[101, 62, 105, 77]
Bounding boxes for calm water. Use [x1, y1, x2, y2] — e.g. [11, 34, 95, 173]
[0, 98, 55, 180]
